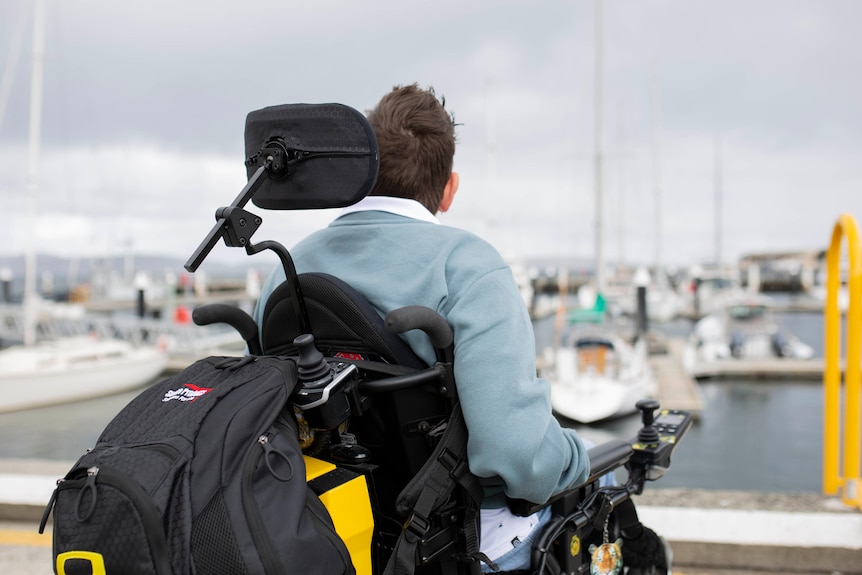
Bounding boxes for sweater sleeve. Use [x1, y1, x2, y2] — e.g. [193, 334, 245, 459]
[444, 266, 590, 504]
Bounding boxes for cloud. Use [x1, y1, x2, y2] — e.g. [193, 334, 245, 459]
[2, 0, 862, 272]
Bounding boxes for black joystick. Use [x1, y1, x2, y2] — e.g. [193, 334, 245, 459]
[294, 334, 332, 385]
[636, 399, 661, 444]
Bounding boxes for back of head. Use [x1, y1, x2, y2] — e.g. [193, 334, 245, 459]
[367, 84, 456, 213]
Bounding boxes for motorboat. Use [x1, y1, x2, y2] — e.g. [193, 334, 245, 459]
[0, 335, 167, 413]
[683, 295, 814, 369]
[544, 326, 657, 424]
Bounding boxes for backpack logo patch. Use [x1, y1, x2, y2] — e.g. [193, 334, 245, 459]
[162, 383, 213, 403]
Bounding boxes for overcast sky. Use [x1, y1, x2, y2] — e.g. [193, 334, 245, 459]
[1, 0, 861, 273]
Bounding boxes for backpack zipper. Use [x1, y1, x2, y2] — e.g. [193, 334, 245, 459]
[40, 441, 182, 534]
[241, 421, 356, 574]
[44, 466, 173, 575]
[242, 431, 285, 574]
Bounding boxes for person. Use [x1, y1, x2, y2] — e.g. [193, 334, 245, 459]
[252, 83, 590, 572]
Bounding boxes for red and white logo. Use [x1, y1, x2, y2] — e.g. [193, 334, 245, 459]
[162, 384, 213, 403]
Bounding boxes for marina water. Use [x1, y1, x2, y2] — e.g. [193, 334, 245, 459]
[0, 305, 829, 494]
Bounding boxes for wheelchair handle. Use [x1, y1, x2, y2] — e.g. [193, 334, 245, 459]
[385, 306, 454, 351]
[193, 303, 262, 356]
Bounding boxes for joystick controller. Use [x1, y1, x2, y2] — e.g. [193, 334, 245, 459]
[295, 334, 333, 386]
[291, 334, 357, 430]
[636, 399, 661, 444]
[630, 400, 693, 481]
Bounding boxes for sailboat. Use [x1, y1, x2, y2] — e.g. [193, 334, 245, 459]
[0, 0, 167, 413]
[548, 325, 656, 424]
[545, 0, 657, 424]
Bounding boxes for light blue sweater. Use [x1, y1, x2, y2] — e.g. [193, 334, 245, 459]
[253, 210, 589, 507]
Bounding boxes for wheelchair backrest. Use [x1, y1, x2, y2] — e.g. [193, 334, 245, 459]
[259, 271, 454, 490]
[260, 272, 426, 367]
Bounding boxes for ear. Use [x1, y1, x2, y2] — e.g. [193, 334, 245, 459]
[438, 172, 459, 213]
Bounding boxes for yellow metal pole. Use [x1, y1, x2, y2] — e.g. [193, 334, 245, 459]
[824, 214, 862, 507]
[823, 220, 843, 495]
[839, 215, 861, 508]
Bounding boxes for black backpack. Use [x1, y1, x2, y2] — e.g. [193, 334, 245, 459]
[40, 355, 355, 575]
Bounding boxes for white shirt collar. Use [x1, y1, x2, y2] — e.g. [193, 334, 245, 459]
[338, 196, 440, 224]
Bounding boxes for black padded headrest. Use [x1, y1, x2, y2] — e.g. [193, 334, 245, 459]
[244, 103, 378, 210]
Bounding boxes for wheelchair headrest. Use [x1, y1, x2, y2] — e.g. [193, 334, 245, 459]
[244, 103, 379, 211]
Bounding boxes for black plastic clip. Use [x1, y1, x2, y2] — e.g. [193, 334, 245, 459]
[592, 492, 614, 532]
[404, 512, 431, 539]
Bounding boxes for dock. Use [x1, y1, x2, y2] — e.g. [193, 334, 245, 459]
[690, 357, 827, 380]
[645, 334, 835, 416]
[648, 336, 707, 415]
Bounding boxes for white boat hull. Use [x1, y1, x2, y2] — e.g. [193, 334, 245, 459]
[547, 337, 657, 424]
[551, 372, 653, 424]
[0, 337, 168, 413]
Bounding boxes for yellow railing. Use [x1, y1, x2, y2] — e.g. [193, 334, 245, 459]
[823, 213, 862, 510]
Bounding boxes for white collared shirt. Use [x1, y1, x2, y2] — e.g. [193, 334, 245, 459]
[338, 196, 440, 224]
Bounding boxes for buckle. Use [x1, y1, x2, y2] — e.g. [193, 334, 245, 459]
[404, 512, 430, 538]
[438, 449, 469, 480]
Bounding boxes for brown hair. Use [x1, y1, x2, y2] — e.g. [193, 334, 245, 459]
[366, 84, 456, 213]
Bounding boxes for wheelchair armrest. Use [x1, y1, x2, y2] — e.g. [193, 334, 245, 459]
[506, 438, 633, 517]
[587, 438, 634, 482]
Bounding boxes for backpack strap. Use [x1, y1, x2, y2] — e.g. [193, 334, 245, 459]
[384, 403, 489, 575]
[616, 498, 668, 572]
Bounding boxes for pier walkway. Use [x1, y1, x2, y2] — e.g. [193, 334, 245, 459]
[650, 334, 831, 409]
[0, 303, 247, 371]
[649, 336, 707, 414]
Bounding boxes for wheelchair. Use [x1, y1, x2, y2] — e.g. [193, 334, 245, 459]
[186, 103, 692, 575]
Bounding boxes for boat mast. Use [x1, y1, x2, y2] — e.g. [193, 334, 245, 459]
[650, 63, 663, 287]
[714, 134, 723, 266]
[23, 0, 45, 347]
[594, 0, 605, 295]
[0, 0, 29, 134]
[617, 103, 626, 272]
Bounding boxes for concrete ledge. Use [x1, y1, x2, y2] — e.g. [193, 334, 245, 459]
[639, 506, 862, 574]
[0, 459, 73, 521]
[672, 541, 861, 574]
[3, 459, 862, 574]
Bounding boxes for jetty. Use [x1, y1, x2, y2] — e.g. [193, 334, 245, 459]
[648, 336, 706, 415]
[640, 332, 835, 416]
[691, 357, 828, 380]
[0, 295, 249, 373]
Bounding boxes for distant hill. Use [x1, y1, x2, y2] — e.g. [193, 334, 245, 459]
[0, 253, 264, 278]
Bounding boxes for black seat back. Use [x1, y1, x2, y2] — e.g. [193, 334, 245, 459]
[260, 272, 452, 489]
[261, 272, 426, 368]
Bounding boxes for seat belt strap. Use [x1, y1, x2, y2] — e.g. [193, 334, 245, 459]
[384, 404, 485, 575]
